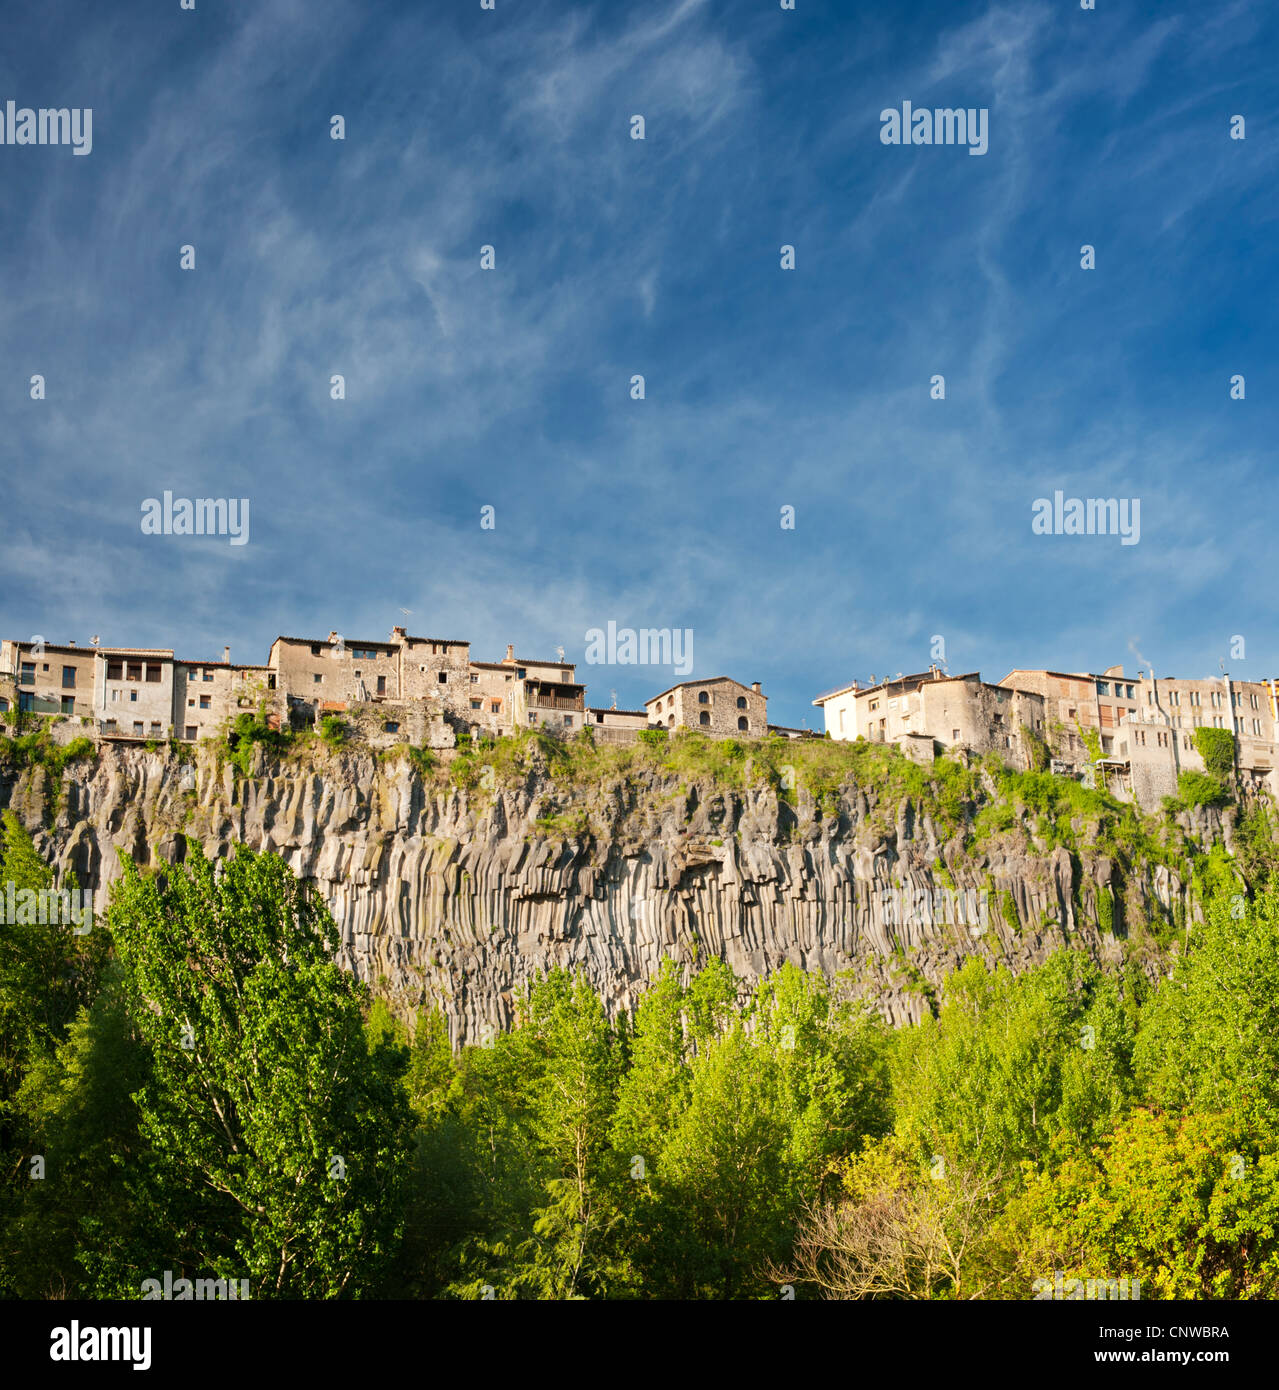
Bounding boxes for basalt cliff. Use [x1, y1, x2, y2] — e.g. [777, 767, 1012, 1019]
[1, 740, 1225, 1043]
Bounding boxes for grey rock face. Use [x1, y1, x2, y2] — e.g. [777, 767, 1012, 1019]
[2, 744, 1199, 1045]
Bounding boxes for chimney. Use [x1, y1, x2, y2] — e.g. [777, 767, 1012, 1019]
[223, 646, 231, 664]
[751, 681, 761, 693]
[391, 625, 406, 641]
[68, 639, 76, 647]
[505, 644, 515, 662]
[328, 631, 339, 644]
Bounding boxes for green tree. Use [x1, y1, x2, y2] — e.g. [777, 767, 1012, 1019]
[1134, 879, 1279, 1133]
[95, 844, 414, 1298]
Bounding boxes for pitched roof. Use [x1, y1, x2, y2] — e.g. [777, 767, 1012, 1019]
[645, 676, 760, 705]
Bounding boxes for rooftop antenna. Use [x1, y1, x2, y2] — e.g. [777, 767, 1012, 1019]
[91, 635, 100, 647]
[399, 607, 413, 617]
[610, 688, 617, 709]
[556, 645, 565, 663]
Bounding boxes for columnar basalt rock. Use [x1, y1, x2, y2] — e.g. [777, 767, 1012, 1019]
[2, 744, 1208, 1046]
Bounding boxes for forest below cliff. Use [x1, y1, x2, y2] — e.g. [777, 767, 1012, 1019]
[2, 725, 1278, 1299]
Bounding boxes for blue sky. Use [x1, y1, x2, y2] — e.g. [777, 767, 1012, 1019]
[2, 0, 1276, 728]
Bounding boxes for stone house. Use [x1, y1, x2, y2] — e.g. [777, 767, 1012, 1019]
[585, 706, 652, 744]
[814, 668, 1046, 760]
[0, 639, 100, 719]
[174, 654, 277, 742]
[1106, 673, 1279, 806]
[466, 646, 585, 736]
[645, 677, 767, 737]
[95, 648, 176, 740]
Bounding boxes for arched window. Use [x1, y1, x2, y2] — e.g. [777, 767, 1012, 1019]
[699, 711, 710, 726]
[698, 691, 709, 704]
[736, 696, 747, 709]
[737, 716, 748, 731]
[667, 714, 675, 727]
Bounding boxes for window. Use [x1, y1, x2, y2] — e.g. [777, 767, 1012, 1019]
[133, 721, 143, 736]
[103, 718, 117, 731]
[62, 665, 76, 688]
[1211, 691, 1222, 707]
[185, 726, 197, 740]
[313, 673, 323, 684]
[130, 690, 138, 703]
[438, 672, 448, 683]
[736, 696, 747, 709]
[471, 699, 482, 710]
[1146, 691, 1153, 704]
[491, 702, 501, 714]
[146, 664, 162, 683]
[1126, 685, 1135, 698]
[61, 696, 75, 714]
[1251, 693, 1259, 709]
[1253, 719, 1262, 735]
[1097, 681, 1110, 696]
[0, 698, 7, 713]
[126, 662, 142, 682]
[377, 676, 386, 695]
[106, 660, 123, 680]
[737, 716, 748, 731]
[699, 711, 710, 726]
[516, 668, 526, 679]
[952, 729, 960, 740]
[150, 722, 162, 735]
[697, 690, 709, 705]
[384, 722, 400, 734]
[561, 671, 570, 683]
[470, 673, 479, 683]
[19, 693, 34, 712]
[1190, 691, 1200, 706]
[529, 712, 537, 724]
[563, 715, 573, 727]
[311, 645, 322, 656]
[352, 648, 377, 660]
[202, 669, 213, 682]
[1170, 691, 1179, 706]
[1232, 692, 1241, 707]
[199, 696, 211, 710]
[20, 662, 34, 685]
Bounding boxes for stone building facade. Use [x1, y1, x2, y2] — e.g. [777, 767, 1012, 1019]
[645, 677, 767, 737]
[174, 658, 276, 743]
[813, 668, 1046, 760]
